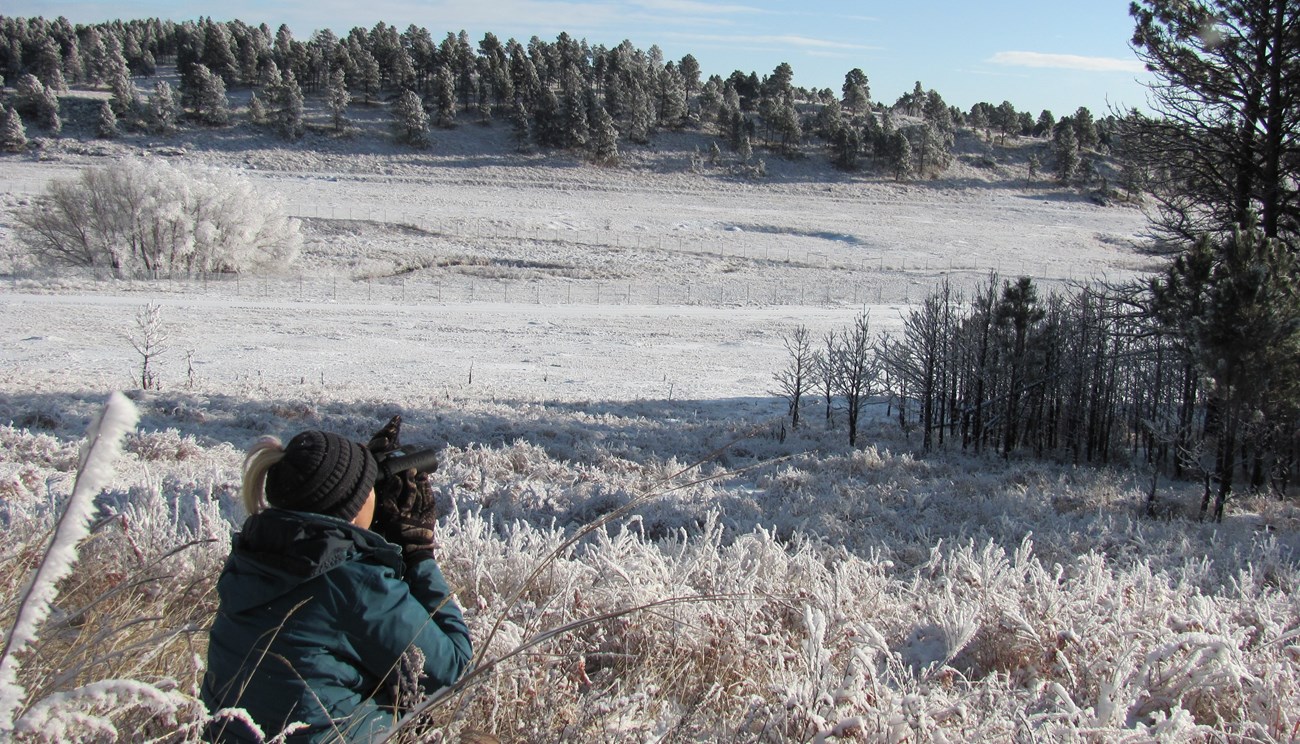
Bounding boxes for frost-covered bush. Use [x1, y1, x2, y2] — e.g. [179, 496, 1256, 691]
[15, 158, 302, 277]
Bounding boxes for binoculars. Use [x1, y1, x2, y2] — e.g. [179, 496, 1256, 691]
[374, 449, 439, 485]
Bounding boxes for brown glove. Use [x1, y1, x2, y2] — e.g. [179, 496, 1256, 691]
[367, 415, 437, 562]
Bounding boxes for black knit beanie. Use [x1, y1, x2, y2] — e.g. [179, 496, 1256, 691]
[264, 430, 378, 522]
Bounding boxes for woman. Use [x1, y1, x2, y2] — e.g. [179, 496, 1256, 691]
[202, 424, 471, 743]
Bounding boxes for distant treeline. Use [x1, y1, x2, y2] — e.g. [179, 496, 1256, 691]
[0, 15, 1124, 185]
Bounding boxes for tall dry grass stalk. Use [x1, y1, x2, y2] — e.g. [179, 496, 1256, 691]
[0, 393, 212, 741]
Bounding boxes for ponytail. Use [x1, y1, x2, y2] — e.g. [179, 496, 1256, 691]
[241, 436, 285, 516]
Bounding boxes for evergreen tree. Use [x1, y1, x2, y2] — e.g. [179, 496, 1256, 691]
[358, 49, 381, 104]
[32, 36, 66, 92]
[476, 76, 493, 124]
[1054, 121, 1080, 182]
[994, 100, 1018, 143]
[37, 85, 61, 134]
[560, 83, 589, 148]
[247, 90, 267, 125]
[204, 21, 240, 83]
[106, 46, 138, 117]
[1151, 227, 1300, 520]
[96, 100, 118, 139]
[1035, 109, 1055, 137]
[1128, 0, 1300, 241]
[1073, 106, 1098, 151]
[842, 68, 870, 115]
[771, 94, 801, 154]
[391, 88, 430, 147]
[192, 63, 230, 126]
[911, 122, 952, 178]
[327, 66, 350, 131]
[0, 107, 27, 152]
[968, 104, 990, 138]
[434, 64, 457, 128]
[678, 54, 701, 99]
[1027, 153, 1040, 181]
[889, 130, 913, 180]
[275, 69, 305, 140]
[510, 95, 532, 150]
[831, 125, 861, 170]
[589, 100, 619, 165]
[147, 80, 179, 134]
[697, 77, 723, 128]
[627, 80, 655, 144]
[13, 74, 46, 118]
[658, 63, 687, 128]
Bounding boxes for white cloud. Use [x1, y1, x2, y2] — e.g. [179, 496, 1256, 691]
[989, 51, 1144, 73]
[630, 0, 763, 14]
[671, 32, 876, 51]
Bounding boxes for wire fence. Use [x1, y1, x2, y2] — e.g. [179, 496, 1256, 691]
[9, 269, 984, 307]
[2, 176, 1125, 306]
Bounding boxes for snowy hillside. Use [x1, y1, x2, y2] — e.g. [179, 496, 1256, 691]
[0, 123, 1297, 741]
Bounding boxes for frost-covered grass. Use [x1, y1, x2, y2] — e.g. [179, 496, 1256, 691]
[0, 384, 1297, 742]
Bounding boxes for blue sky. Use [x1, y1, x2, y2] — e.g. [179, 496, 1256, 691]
[10, 1, 1152, 116]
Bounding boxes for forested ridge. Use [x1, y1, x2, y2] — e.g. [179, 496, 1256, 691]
[0, 14, 1122, 188]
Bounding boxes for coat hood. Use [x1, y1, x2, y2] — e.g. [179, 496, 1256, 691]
[217, 509, 402, 613]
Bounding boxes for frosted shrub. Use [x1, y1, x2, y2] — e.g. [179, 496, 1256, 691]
[15, 158, 302, 277]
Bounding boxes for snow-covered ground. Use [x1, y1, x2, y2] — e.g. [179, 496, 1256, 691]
[1, 131, 1296, 742]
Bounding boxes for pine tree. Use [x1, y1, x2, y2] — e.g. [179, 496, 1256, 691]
[1054, 122, 1080, 182]
[193, 64, 230, 126]
[327, 67, 350, 131]
[32, 37, 66, 93]
[434, 65, 456, 128]
[1073, 106, 1098, 151]
[37, 86, 61, 134]
[831, 126, 861, 170]
[510, 96, 532, 150]
[772, 94, 801, 154]
[106, 54, 138, 118]
[1035, 110, 1055, 137]
[391, 89, 430, 147]
[13, 75, 46, 119]
[842, 68, 870, 115]
[247, 91, 266, 125]
[147, 81, 178, 134]
[589, 101, 619, 165]
[658, 64, 687, 128]
[560, 83, 589, 149]
[96, 100, 118, 139]
[889, 130, 913, 180]
[275, 70, 305, 140]
[1, 107, 27, 152]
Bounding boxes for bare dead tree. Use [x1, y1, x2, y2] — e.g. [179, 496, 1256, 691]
[772, 325, 813, 430]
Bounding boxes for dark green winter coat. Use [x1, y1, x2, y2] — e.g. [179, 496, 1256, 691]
[201, 509, 472, 743]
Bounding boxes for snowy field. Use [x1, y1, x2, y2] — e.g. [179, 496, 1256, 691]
[1, 135, 1298, 741]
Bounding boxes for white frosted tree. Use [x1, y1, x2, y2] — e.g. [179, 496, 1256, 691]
[16, 158, 302, 276]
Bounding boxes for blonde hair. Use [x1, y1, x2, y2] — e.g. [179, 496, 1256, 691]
[241, 435, 285, 516]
